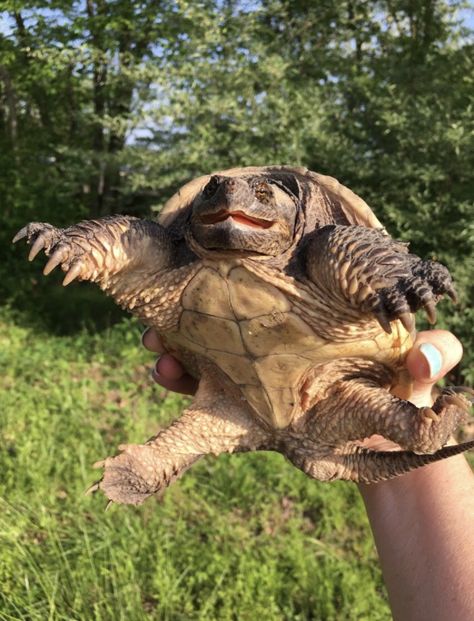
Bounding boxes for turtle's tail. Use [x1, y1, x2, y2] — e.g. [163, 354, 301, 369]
[344, 440, 474, 483]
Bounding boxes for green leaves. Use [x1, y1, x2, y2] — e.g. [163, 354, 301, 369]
[1, 0, 473, 379]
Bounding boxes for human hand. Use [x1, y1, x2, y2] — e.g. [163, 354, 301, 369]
[359, 329, 463, 451]
[144, 325, 472, 621]
[142, 328, 198, 395]
[358, 331, 472, 621]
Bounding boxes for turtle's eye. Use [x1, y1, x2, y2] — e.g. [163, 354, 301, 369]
[203, 176, 221, 199]
[255, 182, 272, 203]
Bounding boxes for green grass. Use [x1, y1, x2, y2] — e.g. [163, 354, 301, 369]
[0, 310, 390, 620]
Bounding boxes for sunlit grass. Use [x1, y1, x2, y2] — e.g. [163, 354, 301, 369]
[0, 311, 390, 620]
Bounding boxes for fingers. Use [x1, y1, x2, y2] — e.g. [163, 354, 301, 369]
[142, 328, 198, 396]
[406, 330, 463, 407]
[151, 359, 199, 395]
[141, 327, 165, 354]
[406, 330, 462, 383]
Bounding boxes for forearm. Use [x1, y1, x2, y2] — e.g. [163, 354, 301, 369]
[360, 455, 474, 621]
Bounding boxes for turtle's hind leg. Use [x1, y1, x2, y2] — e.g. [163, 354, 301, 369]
[92, 379, 272, 506]
[280, 367, 472, 482]
[302, 372, 471, 455]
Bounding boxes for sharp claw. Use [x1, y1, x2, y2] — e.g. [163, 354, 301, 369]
[449, 386, 474, 397]
[447, 286, 458, 304]
[375, 311, 392, 334]
[424, 300, 437, 325]
[85, 482, 100, 496]
[28, 236, 46, 261]
[105, 500, 114, 512]
[12, 227, 28, 244]
[398, 312, 414, 332]
[62, 262, 83, 286]
[43, 248, 65, 275]
[443, 395, 471, 411]
[421, 407, 440, 423]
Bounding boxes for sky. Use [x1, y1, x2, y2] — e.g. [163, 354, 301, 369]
[1, 3, 473, 38]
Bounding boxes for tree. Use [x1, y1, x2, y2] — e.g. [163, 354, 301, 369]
[1, 1, 472, 379]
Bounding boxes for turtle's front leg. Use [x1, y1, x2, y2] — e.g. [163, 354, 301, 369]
[13, 216, 174, 306]
[91, 381, 272, 506]
[304, 225, 457, 332]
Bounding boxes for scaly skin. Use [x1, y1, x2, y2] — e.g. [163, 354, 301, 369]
[91, 365, 473, 505]
[12, 217, 194, 330]
[305, 225, 457, 333]
[92, 373, 272, 505]
[13, 216, 173, 287]
[13, 193, 473, 505]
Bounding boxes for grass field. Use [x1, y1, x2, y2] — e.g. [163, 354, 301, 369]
[0, 308, 392, 620]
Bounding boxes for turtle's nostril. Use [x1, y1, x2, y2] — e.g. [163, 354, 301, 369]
[224, 179, 237, 192]
[203, 176, 221, 198]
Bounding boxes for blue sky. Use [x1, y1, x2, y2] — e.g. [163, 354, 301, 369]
[1, 4, 473, 38]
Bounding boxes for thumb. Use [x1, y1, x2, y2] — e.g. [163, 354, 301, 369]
[406, 330, 463, 407]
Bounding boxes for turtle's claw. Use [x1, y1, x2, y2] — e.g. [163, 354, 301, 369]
[28, 235, 47, 261]
[85, 481, 100, 496]
[12, 226, 28, 244]
[420, 407, 440, 424]
[105, 500, 114, 512]
[375, 309, 392, 334]
[446, 285, 458, 304]
[442, 386, 474, 408]
[43, 247, 66, 275]
[13, 222, 62, 260]
[423, 300, 437, 325]
[14, 221, 93, 284]
[62, 261, 84, 286]
[398, 312, 414, 333]
[433, 387, 472, 418]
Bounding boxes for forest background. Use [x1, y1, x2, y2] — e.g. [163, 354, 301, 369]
[0, 1, 473, 619]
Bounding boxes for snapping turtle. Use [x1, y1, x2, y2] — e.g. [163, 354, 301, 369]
[14, 165, 473, 505]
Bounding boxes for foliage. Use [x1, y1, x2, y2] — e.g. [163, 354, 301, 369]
[0, 1, 473, 618]
[1, 0, 472, 375]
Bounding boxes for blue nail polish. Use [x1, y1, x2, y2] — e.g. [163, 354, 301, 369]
[419, 343, 443, 378]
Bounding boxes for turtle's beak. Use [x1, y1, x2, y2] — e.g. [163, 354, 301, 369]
[199, 209, 274, 229]
[195, 176, 276, 229]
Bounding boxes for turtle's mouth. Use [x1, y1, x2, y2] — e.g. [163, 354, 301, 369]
[200, 210, 274, 229]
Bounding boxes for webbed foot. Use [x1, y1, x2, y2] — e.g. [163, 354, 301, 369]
[89, 443, 181, 506]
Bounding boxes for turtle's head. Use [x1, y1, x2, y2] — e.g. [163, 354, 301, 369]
[190, 175, 297, 256]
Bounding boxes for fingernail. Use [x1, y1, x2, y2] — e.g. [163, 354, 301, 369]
[419, 343, 443, 379]
[140, 328, 149, 348]
[151, 358, 161, 379]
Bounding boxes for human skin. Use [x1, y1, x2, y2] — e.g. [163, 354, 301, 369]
[143, 327, 474, 620]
